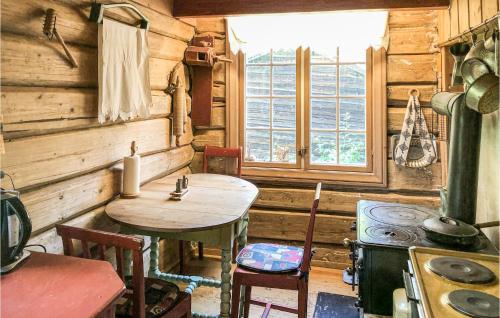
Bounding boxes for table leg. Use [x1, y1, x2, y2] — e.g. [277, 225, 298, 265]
[237, 218, 249, 317]
[237, 217, 249, 253]
[148, 236, 161, 277]
[220, 248, 232, 318]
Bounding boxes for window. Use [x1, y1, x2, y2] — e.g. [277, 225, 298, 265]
[244, 49, 298, 167]
[307, 47, 367, 168]
[234, 46, 386, 185]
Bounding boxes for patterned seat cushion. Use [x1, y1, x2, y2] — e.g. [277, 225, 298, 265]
[116, 277, 180, 318]
[236, 243, 304, 273]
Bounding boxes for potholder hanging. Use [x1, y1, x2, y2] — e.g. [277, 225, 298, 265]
[394, 90, 437, 168]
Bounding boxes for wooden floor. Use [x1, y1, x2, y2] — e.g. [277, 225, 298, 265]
[177, 257, 356, 318]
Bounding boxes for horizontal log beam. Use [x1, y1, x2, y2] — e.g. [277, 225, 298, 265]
[192, 129, 225, 151]
[255, 187, 440, 214]
[387, 107, 439, 134]
[2, 118, 174, 190]
[1, 33, 184, 90]
[173, 0, 449, 17]
[248, 209, 355, 245]
[1, 0, 194, 44]
[387, 27, 439, 55]
[388, 160, 442, 191]
[387, 54, 438, 84]
[2, 88, 176, 138]
[387, 85, 437, 106]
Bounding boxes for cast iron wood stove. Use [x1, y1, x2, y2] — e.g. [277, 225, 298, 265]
[343, 200, 498, 316]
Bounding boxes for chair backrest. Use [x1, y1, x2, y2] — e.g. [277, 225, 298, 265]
[300, 183, 321, 273]
[56, 224, 145, 318]
[203, 145, 243, 177]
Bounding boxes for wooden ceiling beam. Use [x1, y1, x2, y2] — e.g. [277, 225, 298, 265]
[172, 0, 450, 17]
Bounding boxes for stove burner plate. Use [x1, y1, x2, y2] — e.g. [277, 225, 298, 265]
[365, 226, 417, 244]
[364, 205, 431, 226]
[427, 257, 496, 284]
[448, 290, 499, 318]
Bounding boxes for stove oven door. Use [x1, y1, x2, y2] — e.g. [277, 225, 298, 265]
[403, 262, 425, 318]
[359, 245, 410, 315]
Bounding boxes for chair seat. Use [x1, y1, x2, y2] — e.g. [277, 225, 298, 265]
[236, 243, 304, 273]
[116, 277, 180, 318]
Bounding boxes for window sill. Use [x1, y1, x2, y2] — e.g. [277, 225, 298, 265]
[242, 166, 386, 187]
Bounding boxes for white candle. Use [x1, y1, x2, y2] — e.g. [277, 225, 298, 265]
[123, 154, 140, 196]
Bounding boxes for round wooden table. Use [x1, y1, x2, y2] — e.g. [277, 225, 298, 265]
[105, 173, 259, 318]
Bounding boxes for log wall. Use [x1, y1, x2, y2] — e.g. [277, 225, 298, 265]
[190, 13, 444, 269]
[1, 0, 196, 271]
[441, 0, 499, 247]
[446, 0, 498, 38]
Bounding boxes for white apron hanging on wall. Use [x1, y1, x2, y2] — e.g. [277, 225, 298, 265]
[394, 90, 437, 168]
[98, 18, 152, 123]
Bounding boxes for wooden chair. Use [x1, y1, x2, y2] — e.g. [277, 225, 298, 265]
[230, 183, 321, 318]
[55, 224, 192, 318]
[179, 145, 243, 273]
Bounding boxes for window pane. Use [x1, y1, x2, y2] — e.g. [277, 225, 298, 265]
[310, 131, 337, 165]
[339, 133, 366, 165]
[311, 50, 336, 63]
[339, 64, 365, 96]
[339, 98, 365, 130]
[246, 66, 270, 96]
[272, 131, 296, 163]
[273, 99, 295, 129]
[272, 49, 296, 64]
[245, 130, 270, 162]
[247, 52, 271, 64]
[246, 98, 270, 128]
[272, 66, 296, 96]
[311, 98, 336, 130]
[311, 65, 336, 96]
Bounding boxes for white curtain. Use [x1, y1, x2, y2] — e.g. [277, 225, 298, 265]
[227, 11, 388, 57]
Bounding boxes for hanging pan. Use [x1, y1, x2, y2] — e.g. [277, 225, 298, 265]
[461, 35, 496, 84]
[484, 31, 497, 52]
[465, 73, 499, 114]
[449, 42, 470, 86]
[484, 30, 499, 76]
[421, 217, 500, 246]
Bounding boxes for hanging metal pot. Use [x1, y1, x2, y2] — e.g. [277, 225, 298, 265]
[449, 42, 470, 86]
[484, 32, 497, 52]
[430, 91, 463, 116]
[461, 38, 496, 84]
[465, 73, 499, 114]
[484, 30, 499, 76]
[421, 217, 500, 246]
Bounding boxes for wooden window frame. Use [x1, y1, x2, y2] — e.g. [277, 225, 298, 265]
[228, 45, 387, 187]
[239, 48, 302, 169]
[304, 47, 371, 173]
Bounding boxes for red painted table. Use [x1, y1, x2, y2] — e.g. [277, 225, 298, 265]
[1, 251, 125, 318]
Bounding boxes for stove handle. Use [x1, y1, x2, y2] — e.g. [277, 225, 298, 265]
[402, 270, 419, 302]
